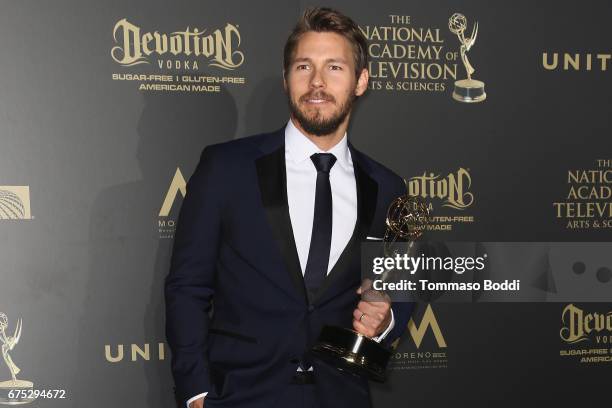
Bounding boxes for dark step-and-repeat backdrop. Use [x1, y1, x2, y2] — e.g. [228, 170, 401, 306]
[0, 1, 610, 407]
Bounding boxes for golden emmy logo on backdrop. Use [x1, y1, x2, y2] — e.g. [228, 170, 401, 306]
[0, 313, 35, 405]
[311, 192, 430, 381]
[448, 13, 486, 103]
[0, 187, 32, 220]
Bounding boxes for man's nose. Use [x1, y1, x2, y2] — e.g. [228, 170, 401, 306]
[309, 67, 325, 88]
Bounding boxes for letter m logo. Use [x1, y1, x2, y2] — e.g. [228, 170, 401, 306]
[407, 304, 447, 348]
[159, 168, 186, 217]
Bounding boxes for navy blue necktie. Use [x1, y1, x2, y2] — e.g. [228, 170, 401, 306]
[304, 153, 337, 304]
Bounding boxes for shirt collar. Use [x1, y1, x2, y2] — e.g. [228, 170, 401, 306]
[284, 118, 352, 170]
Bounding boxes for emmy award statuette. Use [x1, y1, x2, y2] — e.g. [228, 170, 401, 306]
[310, 193, 430, 381]
[0, 313, 35, 405]
[449, 13, 486, 103]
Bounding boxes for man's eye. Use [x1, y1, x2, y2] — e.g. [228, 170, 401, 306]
[297, 65, 309, 70]
[330, 65, 342, 70]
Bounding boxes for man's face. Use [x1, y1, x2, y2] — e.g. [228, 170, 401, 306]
[284, 31, 368, 136]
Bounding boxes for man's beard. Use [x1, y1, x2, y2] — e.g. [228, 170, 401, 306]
[288, 88, 355, 137]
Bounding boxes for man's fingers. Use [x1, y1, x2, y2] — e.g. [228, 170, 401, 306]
[353, 304, 390, 336]
[353, 289, 392, 338]
[353, 317, 377, 338]
[361, 288, 391, 303]
[353, 308, 375, 322]
[357, 300, 389, 320]
[353, 307, 384, 326]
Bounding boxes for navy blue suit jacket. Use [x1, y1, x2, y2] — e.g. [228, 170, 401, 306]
[165, 125, 413, 408]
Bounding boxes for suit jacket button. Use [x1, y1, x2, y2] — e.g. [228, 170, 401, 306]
[308, 305, 315, 312]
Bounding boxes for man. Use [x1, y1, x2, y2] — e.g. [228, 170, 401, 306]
[165, 7, 412, 408]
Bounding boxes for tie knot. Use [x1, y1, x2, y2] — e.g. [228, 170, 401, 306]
[310, 153, 337, 174]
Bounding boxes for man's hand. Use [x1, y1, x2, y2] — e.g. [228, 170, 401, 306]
[352, 284, 392, 338]
[189, 397, 204, 408]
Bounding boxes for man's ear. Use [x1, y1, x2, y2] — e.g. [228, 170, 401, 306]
[355, 68, 369, 97]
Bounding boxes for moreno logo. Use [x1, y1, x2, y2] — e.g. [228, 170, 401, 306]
[159, 168, 186, 217]
[391, 304, 447, 349]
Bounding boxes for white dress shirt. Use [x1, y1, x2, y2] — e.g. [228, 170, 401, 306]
[284, 118, 394, 350]
[187, 119, 394, 407]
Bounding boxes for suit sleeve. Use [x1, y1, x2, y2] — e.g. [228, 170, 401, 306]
[165, 146, 222, 405]
[381, 175, 415, 349]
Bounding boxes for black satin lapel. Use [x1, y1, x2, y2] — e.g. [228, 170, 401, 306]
[255, 146, 308, 303]
[354, 162, 378, 241]
[311, 161, 378, 305]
